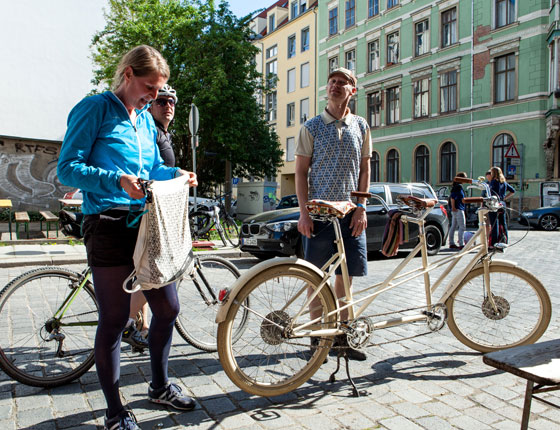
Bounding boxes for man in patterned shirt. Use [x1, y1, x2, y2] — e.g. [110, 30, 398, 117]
[295, 67, 372, 361]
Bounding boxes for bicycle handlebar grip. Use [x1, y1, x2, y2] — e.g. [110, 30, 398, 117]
[463, 197, 484, 203]
[351, 191, 372, 198]
[454, 176, 472, 184]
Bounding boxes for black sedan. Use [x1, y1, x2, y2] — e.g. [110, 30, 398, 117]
[240, 183, 449, 259]
[520, 203, 560, 231]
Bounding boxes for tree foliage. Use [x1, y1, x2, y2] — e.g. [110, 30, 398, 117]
[91, 0, 283, 193]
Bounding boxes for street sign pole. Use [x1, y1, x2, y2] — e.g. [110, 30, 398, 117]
[189, 103, 199, 212]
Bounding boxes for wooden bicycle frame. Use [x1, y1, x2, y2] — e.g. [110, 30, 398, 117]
[290, 205, 502, 338]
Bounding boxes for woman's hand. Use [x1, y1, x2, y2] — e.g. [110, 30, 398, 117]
[176, 169, 198, 187]
[120, 174, 146, 199]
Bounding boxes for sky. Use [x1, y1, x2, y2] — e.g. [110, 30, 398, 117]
[226, 0, 273, 18]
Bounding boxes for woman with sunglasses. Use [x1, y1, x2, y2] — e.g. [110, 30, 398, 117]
[57, 45, 197, 430]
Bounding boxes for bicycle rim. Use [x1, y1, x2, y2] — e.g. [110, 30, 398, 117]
[0, 267, 98, 387]
[446, 263, 551, 352]
[217, 264, 336, 397]
[223, 218, 239, 247]
[175, 256, 245, 352]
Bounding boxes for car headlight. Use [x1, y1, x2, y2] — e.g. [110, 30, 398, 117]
[522, 212, 533, 217]
[266, 220, 298, 232]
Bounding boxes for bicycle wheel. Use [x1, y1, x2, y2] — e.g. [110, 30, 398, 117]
[0, 267, 98, 387]
[190, 211, 211, 239]
[222, 217, 240, 247]
[446, 263, 551, 353]
[175, 256, 246, 352]
[217, 263, 337, 397]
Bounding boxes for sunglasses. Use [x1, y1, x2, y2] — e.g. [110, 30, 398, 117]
[153, 98, 176, 107]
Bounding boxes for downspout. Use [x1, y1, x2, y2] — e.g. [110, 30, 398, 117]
[470, 0, 474, 180]
[313, 6, 318, 119]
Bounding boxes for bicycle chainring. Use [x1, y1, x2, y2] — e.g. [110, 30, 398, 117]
[260, 311, 290, 345]
[481, 294, 510, 320]
[426, 304, 447, 331]
[346, 317, 374, 350]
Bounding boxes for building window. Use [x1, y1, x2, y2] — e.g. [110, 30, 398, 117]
[291, 1, 298, 20]
[287, 68, 296, 92]
[370, 152, 380, 182]
[348, 98, 356, 114]
[266, 92, 277, 122]
[329, 7, 338, 36]
[266, 45, 277, 59]
[301, 62, 310, 88]
[440, 70, 457, 113]
[387, 0, 399, 8]
[493, 133, 514, 173]
[368, 40, 380, 72]
[288, 35, 296, 58]
[265, 59, 277, 88]
[414, 78, 429, 118]
[300, 0, 307, 14]
[300, 98, 309, 123]
[369, 0, 379, 17]
[301, 27, 310, 52]
[386, 86, 400, 125]
[287, 103, 295, 127]
[345, 0, 355, 29]
[329, 56, 339, 73]
[387, 31, 399, 65]
[494, 53, 516, 103]
[496, 0, 516, 28]
[269, 14, 276, 32]
[345, 49, 356, 74]
[441, 8, 457, 48]
[440, 141, 456, 183]
[367, 91, 381, 128]
[387, 149, 400, 182]
[415, 19, 430, 57]
[286, 137, 295, 162]
[415, 145, 430, 182]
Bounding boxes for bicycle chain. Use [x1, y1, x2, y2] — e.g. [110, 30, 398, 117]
[283, 303, 446, 351]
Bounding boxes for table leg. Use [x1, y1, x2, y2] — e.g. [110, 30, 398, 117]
[521, 380, 533, 430]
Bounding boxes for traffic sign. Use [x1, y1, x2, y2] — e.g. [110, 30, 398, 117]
[504, 142, 520, 158]
[189, 104, 199, 136]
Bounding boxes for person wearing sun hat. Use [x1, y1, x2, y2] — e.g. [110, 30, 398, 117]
[295, 66, 372, 362]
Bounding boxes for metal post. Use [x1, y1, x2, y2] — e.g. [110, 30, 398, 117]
[192, 134, 198, 212]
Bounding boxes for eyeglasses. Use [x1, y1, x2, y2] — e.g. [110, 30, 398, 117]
[154, 98, 176, 107]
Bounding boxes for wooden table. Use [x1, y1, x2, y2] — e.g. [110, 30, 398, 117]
[58, 198, 83, 210]
[0, 199, 13, 240]
[483, 339, 560, 430]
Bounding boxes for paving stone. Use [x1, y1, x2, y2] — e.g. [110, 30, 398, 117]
[393, 385, 432, 404]
[217, 411, 260, 429]
[380, 415, 424, 430]
[392, 401, 430, 419]
[448, 414, 491, 430]
[463, 406, 502, 425]
[190, 383, 227, 399]
[200, 395, 237, 416]
[16, 407, 54, 428]
[438, 393, 476, 409]
[415, 415, 454, 430]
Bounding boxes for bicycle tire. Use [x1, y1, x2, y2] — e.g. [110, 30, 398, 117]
[217, 264, 337, 397]
[222, 217, 240, 247]
[190, 211, 212, 239]
[446, 262, 551, 353]
[0, 267, 98, 387]
[174, 256, 247, 352]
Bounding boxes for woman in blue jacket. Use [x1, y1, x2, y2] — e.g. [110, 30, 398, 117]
[488, 166, 515, 246]
[58, 45, 197, 430]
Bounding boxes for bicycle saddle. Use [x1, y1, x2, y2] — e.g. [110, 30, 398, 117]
[397, 195, 437, 208]
[305, 199, 356, 218]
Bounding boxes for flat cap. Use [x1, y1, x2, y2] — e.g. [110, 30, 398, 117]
[327, 67, 357, 87]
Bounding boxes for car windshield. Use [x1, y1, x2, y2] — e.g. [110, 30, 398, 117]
[389, 184, 433, 203]
[368, 185, 387, 205]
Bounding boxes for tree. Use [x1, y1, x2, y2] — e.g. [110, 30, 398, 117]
[91, 0, 283, 194]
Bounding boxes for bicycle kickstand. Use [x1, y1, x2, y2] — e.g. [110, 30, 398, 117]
[329, 350, 368, 397]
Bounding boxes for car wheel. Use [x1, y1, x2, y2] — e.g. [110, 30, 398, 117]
[539, 214, 558, 231]
[425, 225, 442, 256]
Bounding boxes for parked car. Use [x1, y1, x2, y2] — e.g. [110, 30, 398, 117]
[276, 194, 298, 210]
[520, 203, 560, 231]
[240, 182, 449, 260]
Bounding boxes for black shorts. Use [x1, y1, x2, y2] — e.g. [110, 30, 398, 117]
[83, 210, 140, 267]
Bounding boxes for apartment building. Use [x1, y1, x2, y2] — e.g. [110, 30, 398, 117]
[251, 0, 318, 197]
[317, 0, 560, 209]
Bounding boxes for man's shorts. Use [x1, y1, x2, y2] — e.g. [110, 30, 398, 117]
[302, 212, 367, 277]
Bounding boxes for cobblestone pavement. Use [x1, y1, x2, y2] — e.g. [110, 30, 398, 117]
[0, 229, 559, 429]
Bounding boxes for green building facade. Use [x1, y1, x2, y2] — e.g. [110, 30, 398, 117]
[318, 0, 560, 210]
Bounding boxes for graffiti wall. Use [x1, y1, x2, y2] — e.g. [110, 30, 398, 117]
[0, 137, 70, 211]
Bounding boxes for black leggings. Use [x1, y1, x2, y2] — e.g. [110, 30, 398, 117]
[91, 265, 179, 419]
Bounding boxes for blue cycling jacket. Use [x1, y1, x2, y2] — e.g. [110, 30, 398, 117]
[57, 92, 178, 214]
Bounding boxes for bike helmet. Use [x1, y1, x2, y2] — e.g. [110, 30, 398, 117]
[157, 84, 178, 103]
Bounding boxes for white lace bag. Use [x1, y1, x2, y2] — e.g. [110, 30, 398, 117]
[123, 175, 194, 293]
